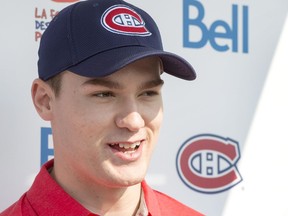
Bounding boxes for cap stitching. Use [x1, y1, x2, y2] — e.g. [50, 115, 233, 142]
[67, 3, 80, 65]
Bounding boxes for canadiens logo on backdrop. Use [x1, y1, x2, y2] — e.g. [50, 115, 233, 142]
[176, 134, 242, 194]
[101, 5, 151, 36]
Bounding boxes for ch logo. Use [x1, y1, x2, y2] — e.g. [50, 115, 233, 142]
[101, 5, 151, 36]
[176, 134, 242, 194]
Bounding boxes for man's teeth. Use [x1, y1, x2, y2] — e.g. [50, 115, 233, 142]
[111, 142, 141, 149]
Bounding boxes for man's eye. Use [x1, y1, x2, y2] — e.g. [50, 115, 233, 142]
[94, 92, 114, 98]
[141, 91, 159, 97]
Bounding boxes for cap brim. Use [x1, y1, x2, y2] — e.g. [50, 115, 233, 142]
[68, 46, 196, 80]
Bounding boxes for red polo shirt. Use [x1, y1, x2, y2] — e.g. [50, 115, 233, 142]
[1, 160, 203, 216]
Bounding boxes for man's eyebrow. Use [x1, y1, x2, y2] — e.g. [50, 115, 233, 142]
[82, 78, 164, 90]
[82, 78, 123, 89]
[139, 79, 164, 90]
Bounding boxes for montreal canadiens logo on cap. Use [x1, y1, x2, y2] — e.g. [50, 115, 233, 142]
[101, 5, 151, 36]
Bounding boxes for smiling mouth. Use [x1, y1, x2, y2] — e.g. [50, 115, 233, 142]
[109, 141, 141, 153]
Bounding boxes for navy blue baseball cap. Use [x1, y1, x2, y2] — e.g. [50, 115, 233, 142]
[38, 0, 196, 81]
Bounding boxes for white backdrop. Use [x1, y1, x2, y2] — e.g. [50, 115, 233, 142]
[1, 0, 288, 215]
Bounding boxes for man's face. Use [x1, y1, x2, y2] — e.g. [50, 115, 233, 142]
[50, 57, 164, 188]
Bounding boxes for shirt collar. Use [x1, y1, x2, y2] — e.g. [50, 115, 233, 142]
[26, 160, 159, 216]
[27, 160, 97, 216]
[141, 181, 161, 216]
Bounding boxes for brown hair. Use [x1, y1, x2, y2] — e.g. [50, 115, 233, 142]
[45, 73, 63, 97]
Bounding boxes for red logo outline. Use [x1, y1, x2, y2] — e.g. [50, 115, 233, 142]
[176, 134, 242, 194]
[101, 5, 151, 36]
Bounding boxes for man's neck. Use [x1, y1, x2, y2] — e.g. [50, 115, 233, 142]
[83, 183, 142, 216]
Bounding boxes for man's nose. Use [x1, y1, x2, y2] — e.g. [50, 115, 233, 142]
[115, 104, 145, 132]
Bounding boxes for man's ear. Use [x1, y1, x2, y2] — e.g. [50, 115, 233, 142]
[31, 79, 54, 121]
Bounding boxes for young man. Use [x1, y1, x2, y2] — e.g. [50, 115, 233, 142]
[1, 0, 203, 215]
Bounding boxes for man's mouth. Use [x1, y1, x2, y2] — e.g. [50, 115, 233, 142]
[109, 141, 141, 153]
